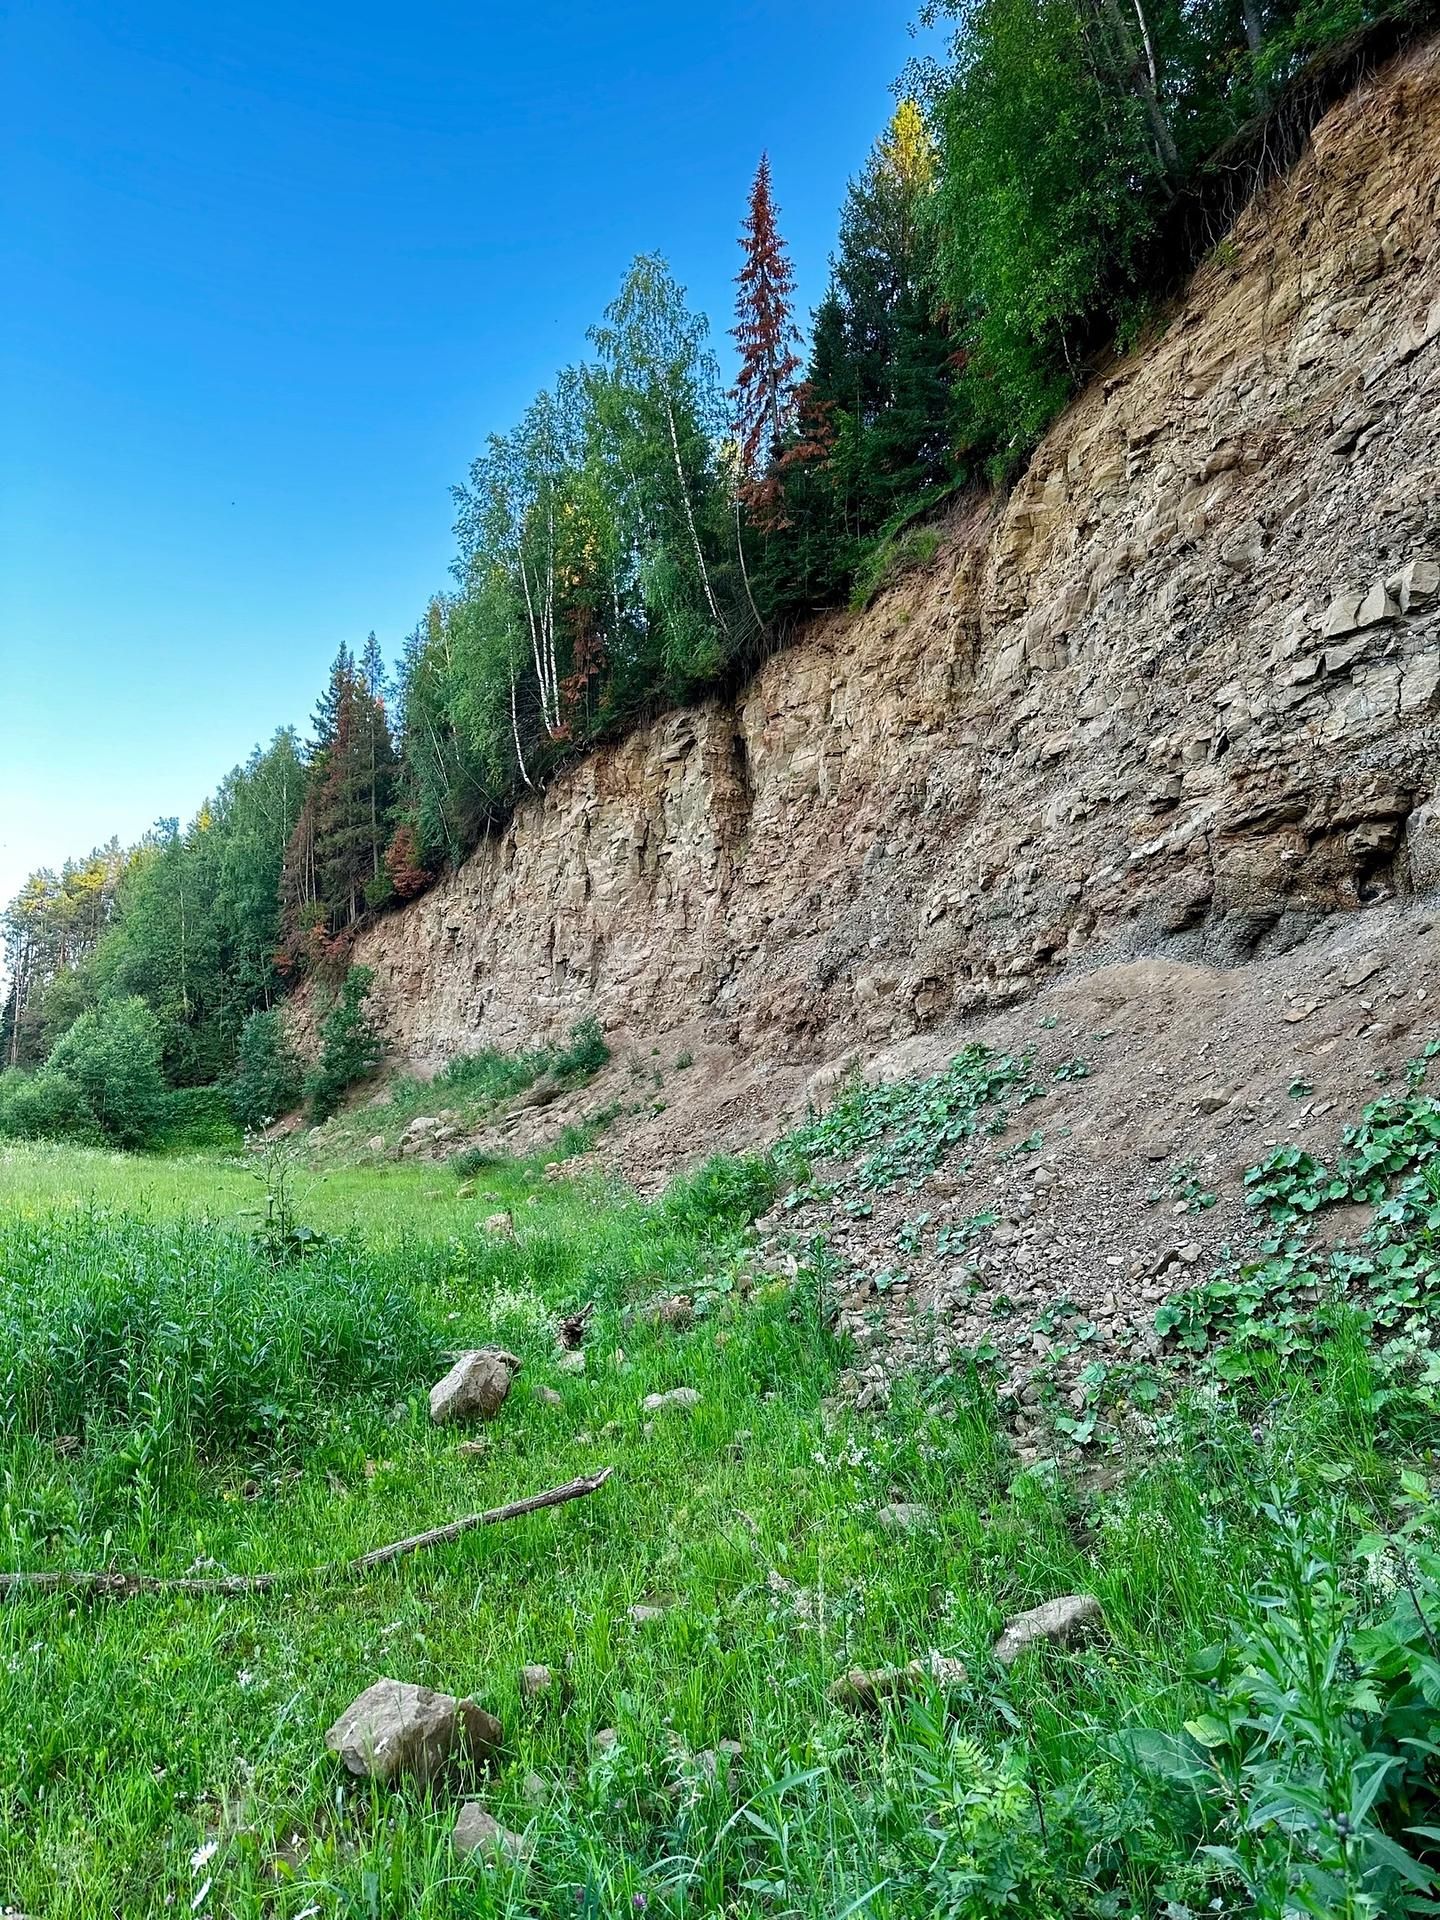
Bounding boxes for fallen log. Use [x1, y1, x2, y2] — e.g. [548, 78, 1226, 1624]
[0, 1467, 613, 1600]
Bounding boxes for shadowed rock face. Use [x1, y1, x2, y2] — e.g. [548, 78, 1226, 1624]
[308, 39, 1440, 1097]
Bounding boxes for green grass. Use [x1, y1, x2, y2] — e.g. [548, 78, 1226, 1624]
[4, 1083, 1440, 1915]
[306, 1016, 612, 1169]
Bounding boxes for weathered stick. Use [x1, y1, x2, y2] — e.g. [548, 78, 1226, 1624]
[0, 1467, 613, 1601]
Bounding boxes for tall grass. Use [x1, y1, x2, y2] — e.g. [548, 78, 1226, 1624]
[0, 1209, 443, 1458]
[3, 1118, 1440, 1916]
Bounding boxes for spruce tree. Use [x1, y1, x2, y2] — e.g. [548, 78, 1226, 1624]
[731, 154, 802, 479]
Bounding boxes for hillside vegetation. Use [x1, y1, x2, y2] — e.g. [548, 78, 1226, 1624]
[8, 1031, 1440, 1914]
[2, 0, 1424, 1130]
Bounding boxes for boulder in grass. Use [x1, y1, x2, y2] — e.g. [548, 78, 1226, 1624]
[992, 1594, 1103, 1667]
[520, 1664, 553, 1699]
[877, 1502, 931, 1536]
[429, 1349, 523, 1426]
[642, 1386, 700, 1413]
[827, 1654, 968, 1710]
[452, 1803, 530, 1862]
[325, 1678, 502, 1784]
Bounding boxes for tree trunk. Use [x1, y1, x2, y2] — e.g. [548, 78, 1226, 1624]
[1095, 0, 1181, 181]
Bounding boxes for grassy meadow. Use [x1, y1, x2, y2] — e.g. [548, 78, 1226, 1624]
[5, 1070, 1440, 1918]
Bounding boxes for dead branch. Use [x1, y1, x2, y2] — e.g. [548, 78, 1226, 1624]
[0, 1467, 613, 1601]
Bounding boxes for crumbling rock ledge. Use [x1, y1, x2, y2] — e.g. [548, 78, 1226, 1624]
[306, 38, 1440, 1107]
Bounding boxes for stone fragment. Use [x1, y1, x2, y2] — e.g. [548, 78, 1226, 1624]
[1219, 519, 1263, 573]
[692, 1738, 743, 1780]
[644, 1294, 694, 1330]
[1321, 591, 1363, 638]
[1356, 581, 1400, 627]
[533, 1385, 564, 1409]
[877, 1502, 932, 1535]
[452, 1804, 529, 1863]
[325, 1679, 502, 1784]
[483, 1210, 514, 1237]
[1323, 638, 1367, 675]
[628, 1603, 667, 1625]
[828, 1654, 969, 1710]
[366, 1134, 386, 1154]
[992, 1595, 1103, 1667]
[1408, 803, 1440, 893]
[429, 1349, 523, 1426]
[593, 1727, 618, 1751]
[642, 1386, 700, 1413]
[1396, 559, 1440, 613]
[520, 1665, 553, 1698]
[556, 1350, 587, 1375]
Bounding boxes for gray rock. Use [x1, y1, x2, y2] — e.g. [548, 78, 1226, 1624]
[429, 1349, 523, 1426]
[827, 1654, 968, 1710]
[533, 1385, 565, 1409]
[1396, 558, 1439, 612]
[877, 1502, 932, 1535]
[627, 1603, 667, 1624]
[1324, 637, 1367, 675]
[520, 1664, 553, 1698]
[992, 1594, 1103, 1667]
[1219, 519, 1263, 573]
[556, 1350, 587, 1375]
[325, 1678, 502, 1784]
[693, 1738, 743, 1780]
[366, 1134, 386, 1154]
[1409, 801, 1440, 893]
[482, 1210, 514, 1237]
[642, 1386, 700, 1413]
[1356, 581, 1400, 627]
[452, 1803, 529, 1862]
[1321, 590, 1363, 637]
[644, 1294, 695, 1330]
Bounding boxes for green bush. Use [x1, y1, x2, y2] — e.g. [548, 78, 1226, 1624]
[304, 966, 383, 1122]
[552, 1015, 610, 1079]
[46, 998, 168, 1148]
[434, 1045, 549, 1105]
[155, 1087, 243, 1154]
[0, 1066, 97, 1142]
[659, 1152, 780, 1238]
[228, 1007, 304, 1131]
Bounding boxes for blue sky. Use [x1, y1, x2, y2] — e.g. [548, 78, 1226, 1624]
[0, 0, 942, 913]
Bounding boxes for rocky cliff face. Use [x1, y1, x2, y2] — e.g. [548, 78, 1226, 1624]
[331, 38, 1440, 1091]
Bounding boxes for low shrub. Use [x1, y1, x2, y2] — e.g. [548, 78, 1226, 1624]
[434, 1046, 549, 1105]
[0, 1066, 96, 1141]
[228, 1007, 304, 1131]
[46, 998, 168, 1147]
[153, 1086, 243, 1153]
[551, 1015, 610, 1079]
[658, 1151, 781, 1238]
[0, 1208, 443, 1466]
[305, 966, 383, 1122]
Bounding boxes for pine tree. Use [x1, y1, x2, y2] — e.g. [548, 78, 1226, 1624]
[731, 155, 802, 478]
[310, 645, 355, 757]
